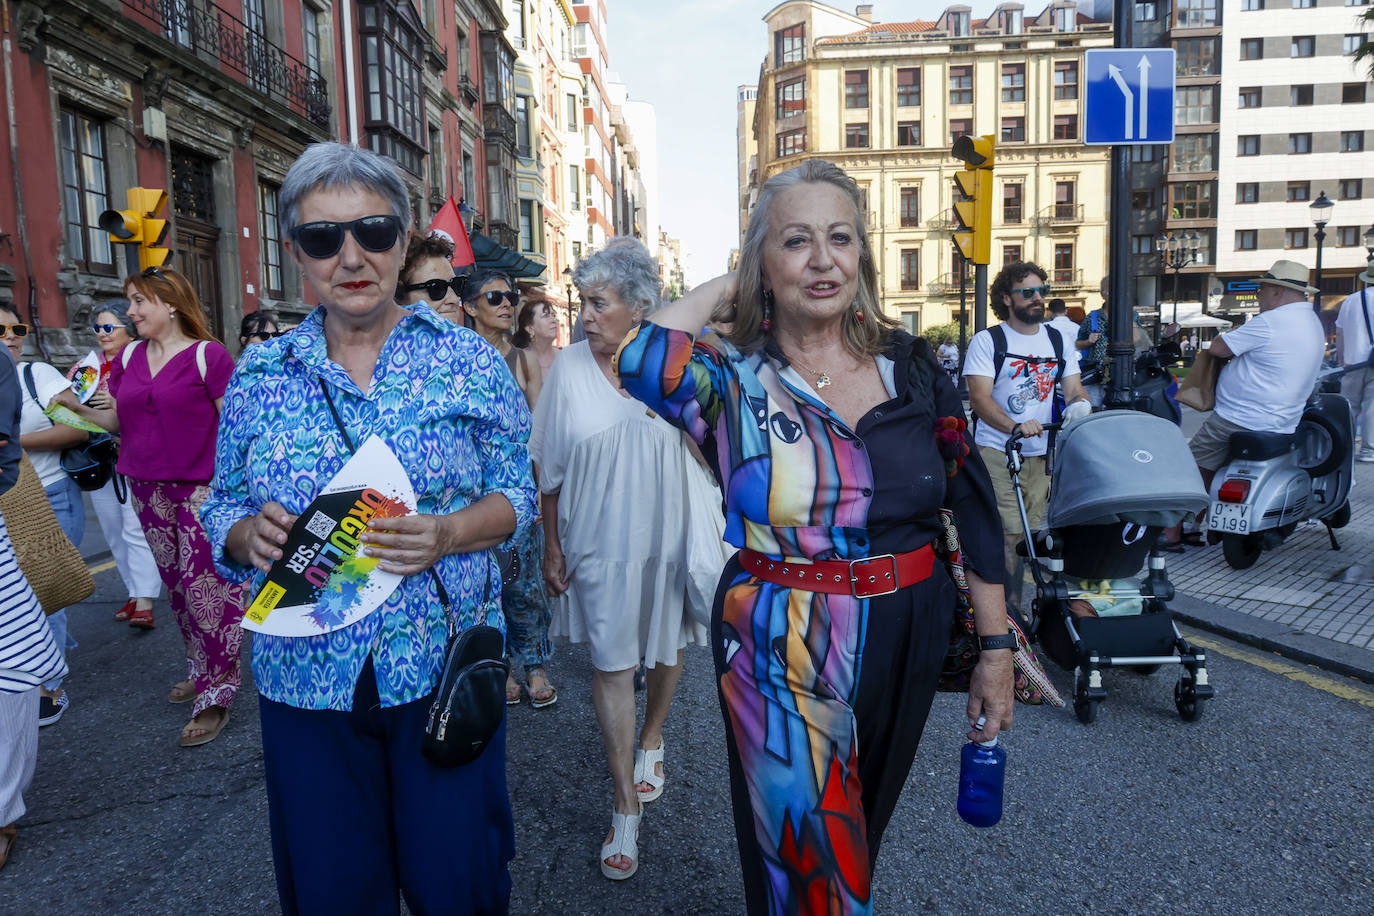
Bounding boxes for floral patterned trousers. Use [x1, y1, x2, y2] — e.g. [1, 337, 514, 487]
[129, 480, 245, 717]
[502, 522, 552, 671]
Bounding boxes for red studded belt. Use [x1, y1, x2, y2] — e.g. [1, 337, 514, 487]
[738, 545, 935, 599]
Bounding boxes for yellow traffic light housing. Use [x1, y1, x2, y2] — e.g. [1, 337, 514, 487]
[98, 187, 171, 271]
[950, 134, 995, 265]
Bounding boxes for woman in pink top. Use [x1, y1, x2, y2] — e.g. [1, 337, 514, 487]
[64, 266, 242, 747]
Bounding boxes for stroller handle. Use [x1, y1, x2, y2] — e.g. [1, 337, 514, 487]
[1005, 422, 1062, 455]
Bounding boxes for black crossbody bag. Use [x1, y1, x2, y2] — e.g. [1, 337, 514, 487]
[319, 380, 508, 768]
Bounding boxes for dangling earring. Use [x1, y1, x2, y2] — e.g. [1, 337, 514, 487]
[761, 290, 774, 332]
[854, 303, 865, 322]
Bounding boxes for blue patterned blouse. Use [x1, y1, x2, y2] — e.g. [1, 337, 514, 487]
[200, 304, 536, 711]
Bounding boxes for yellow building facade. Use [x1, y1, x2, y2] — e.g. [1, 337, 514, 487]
[750, 1, 1115, 331]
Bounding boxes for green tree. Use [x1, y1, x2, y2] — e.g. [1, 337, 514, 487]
[919, 320, 963, 349]
[1355, 8, 1374, 79]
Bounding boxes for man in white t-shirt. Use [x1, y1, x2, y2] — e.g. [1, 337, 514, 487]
[1045, 298, 1082, 343]
[964, 262, 1090, 605]
[1333, 257, 1374, 462]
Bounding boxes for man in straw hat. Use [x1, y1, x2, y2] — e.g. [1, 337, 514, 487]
[1334, 255, 1374, 462]
[1162, 259, 1325, 549]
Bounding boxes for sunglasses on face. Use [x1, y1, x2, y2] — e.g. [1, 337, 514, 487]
[466, 290, 519, 308]
[0, 323, 29, 337]
[403, 277, 465, 301]
[1012, 285, 1052, 301]
[91, 323, 125, 335]
[290, 215, 403, 259]
[247, 331, 285, 341]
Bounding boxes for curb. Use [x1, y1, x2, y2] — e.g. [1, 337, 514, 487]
[1172, 592, 1374, 684]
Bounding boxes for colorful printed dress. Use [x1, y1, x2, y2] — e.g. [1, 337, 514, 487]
[616, 324, 1004, 915]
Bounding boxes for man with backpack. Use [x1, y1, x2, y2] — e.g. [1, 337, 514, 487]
[1334, 256, 1374, 462]
[965, 261, 1091, 608]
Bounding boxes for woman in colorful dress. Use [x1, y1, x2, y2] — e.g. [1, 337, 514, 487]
[615, 159, 1014, 914]
[201, 142, 534, 914]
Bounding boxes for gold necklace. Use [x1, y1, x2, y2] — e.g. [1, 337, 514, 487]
[786, 354, 832, 389]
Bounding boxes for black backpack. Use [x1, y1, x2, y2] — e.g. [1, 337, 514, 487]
[22, 363, 122, 496]
[985, 323, 1068, 423]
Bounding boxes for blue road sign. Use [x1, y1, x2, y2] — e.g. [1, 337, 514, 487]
[1084, 49, 1176, 145]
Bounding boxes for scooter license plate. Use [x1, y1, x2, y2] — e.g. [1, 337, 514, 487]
[1209, 502, 1250, 534]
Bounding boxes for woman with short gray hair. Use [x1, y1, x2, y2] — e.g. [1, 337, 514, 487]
[531, 237, 716, 881]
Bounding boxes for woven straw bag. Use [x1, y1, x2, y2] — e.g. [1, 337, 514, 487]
[0, 455, 95, 614]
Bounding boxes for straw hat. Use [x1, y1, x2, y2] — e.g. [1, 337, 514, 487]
[1254, 259, 1319, 296]
[1358, 256, 1374, 286]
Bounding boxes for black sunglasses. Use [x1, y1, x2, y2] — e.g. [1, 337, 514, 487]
[0, 323, 29, 337]
[290, 215, 403, 259]
[466, 289, 520, 308]
[404, 277, 465, 301]
[247, 330, 285, 341]
[141, 266, 168, 282]
[1012, 284, 1052, 301]
[90, 323, 125, 335]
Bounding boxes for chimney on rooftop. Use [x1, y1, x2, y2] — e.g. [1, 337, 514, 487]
[856, 4, 873, 21]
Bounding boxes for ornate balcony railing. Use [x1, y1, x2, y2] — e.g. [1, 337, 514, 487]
[128, 0, 330, 128]
[1034, 203, 1084, 227]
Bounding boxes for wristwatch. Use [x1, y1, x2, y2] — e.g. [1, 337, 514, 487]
[978, 631, 1019, 651]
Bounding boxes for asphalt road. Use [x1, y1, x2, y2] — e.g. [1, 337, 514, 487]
[4, 564, 1373, 915]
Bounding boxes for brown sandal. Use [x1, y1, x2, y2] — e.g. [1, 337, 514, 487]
[179, 707, 229, 747]
[0, 823, 15, 872]
[168, 680, 198, 704]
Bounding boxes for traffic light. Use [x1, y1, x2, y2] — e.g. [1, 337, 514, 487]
[951, 134, 994, 265]
[99, 187, 171, 271]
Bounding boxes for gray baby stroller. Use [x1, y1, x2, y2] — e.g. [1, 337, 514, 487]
[1005, 410, 1214, 724]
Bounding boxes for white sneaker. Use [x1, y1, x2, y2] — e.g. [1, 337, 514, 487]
[1357, 450, 1374, 463]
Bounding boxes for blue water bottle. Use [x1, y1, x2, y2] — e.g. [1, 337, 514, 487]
[957, 734, 1006, 828]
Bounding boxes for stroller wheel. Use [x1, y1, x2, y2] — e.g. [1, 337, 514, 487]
[1174, 680, 1205, 722]
[1074, 672, 1098, 724]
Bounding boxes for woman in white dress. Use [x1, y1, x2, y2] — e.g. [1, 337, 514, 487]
[531, 239, 713, 882]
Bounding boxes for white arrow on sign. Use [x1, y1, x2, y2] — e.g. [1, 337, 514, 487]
[1137, 55, 1151, 139]
[1108, 64, 1134, 140]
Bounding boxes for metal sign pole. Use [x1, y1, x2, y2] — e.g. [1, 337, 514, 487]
[1104, 0, 1135, 410]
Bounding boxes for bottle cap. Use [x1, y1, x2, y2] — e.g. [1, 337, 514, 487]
[976, 736, 999, 748]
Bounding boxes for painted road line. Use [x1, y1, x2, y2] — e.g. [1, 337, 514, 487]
[87, 559, 117, 576]
[1186, 631, 1374, 709]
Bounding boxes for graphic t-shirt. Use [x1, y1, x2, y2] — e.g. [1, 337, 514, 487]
[963, 323, 1080, 457]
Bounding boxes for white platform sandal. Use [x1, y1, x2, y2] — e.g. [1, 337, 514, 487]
[633, 741, 666, 803]
[600, 808, 641, 880]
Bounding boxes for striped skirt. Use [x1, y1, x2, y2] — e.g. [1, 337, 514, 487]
[0, 513, 67, 694]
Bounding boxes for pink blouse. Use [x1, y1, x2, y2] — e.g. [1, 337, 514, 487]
[109, 340, 235, 483]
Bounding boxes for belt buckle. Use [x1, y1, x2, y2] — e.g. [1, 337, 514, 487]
[849, 554, 898, 598]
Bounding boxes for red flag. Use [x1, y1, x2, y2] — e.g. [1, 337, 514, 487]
[427, 196, 475, 269]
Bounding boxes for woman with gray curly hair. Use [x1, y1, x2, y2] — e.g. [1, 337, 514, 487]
[530, 237, 716, 881]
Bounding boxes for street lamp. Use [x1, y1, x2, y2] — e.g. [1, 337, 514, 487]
[1310, 190, 1333, 312]
[561, 266, 575, 339]
[1154, 230, 1202, 334]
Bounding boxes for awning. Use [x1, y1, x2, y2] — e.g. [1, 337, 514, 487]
[1179, 314, 1233, 328]
[470, 233, 545, 279]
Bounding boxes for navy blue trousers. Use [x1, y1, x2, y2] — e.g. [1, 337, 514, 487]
[259, 660, 514, 916]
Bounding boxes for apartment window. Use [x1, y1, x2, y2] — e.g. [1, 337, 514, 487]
[569, 165, 580, 209]
[900, 248, 920, 290]
[303, 4, 323, 77]
[949, 66, 973, 105]
[571, 240, 582, 263]
[1171, 181, 1215, 219]
[844, 123, 870, 148]
[1055, 180, 1076, 217]
[1241, 38, 1263, 60]
[566, 93, 578, 130]
[1053, 244, 1075, 284]
[1053, 61, 1078, 99]
[1175, 86, 1217, 124]
[1287, 181, 1311, 202]
[257, 182, 284, 297]
[1242, 0, 1263, 8]
[1132, 188, 1156, 210]
[897, 121, 921, 146]
[1003, 244, 1023, 265]
[1003, 183, 1023, 223]
[1291, 36, 1314, 57]
[949, 118, 973, 143]
[1293, 0, 1315, 6]
[896, 68, 921, 107]
[1345, 34, 1368, 55]
[1342, 131, 1365, 151]
[776, 128, 805, 157]
[1285, 228, 1308, 248]
[1289, 132, 1312, 154]
[515, 96, 532, 157]
[845, 70, 869, 109]
[1336, 226, 1361, 246]
[58, 108, 113, 271]
[1291, 85, 1314, 106]
[1236, 230, 1258, 250]
[1000, 117, 1025, 143]
[1237, 182, 1259, 202]
[519, 199, 535, 251]
[1175, 0, 1218, 26]
[1132, 144, 1156, 162]
[1135, 1, 1158, 21]
[1175, 38, 1218, 76]
[775, 23, 805, 65]
[1239, 87, 1261, 108]
[900, 187, 921, 227]
[1053, 115, 1078, 140]
[361, 3, 426, 176]
[462, 150, 475, 205]
[1238, 135, 1260, 155]
[776, 77, 805, 120]
[1339, 178, 1363, 199]
[1172, 134, 1217, 172]
[1001, 63, 1025, 102]
[1131, 234, 1154, 255]
[950, 9, 971, 36]
[1344, 83, 1368, 103]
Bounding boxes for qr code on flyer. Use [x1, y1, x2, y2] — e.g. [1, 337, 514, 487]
[304, 511, 336, 540]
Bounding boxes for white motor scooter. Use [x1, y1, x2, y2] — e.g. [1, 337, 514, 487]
[1207, 366, 1356, 570]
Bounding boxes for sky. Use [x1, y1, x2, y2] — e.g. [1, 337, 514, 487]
[605, 1, 966, 289]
